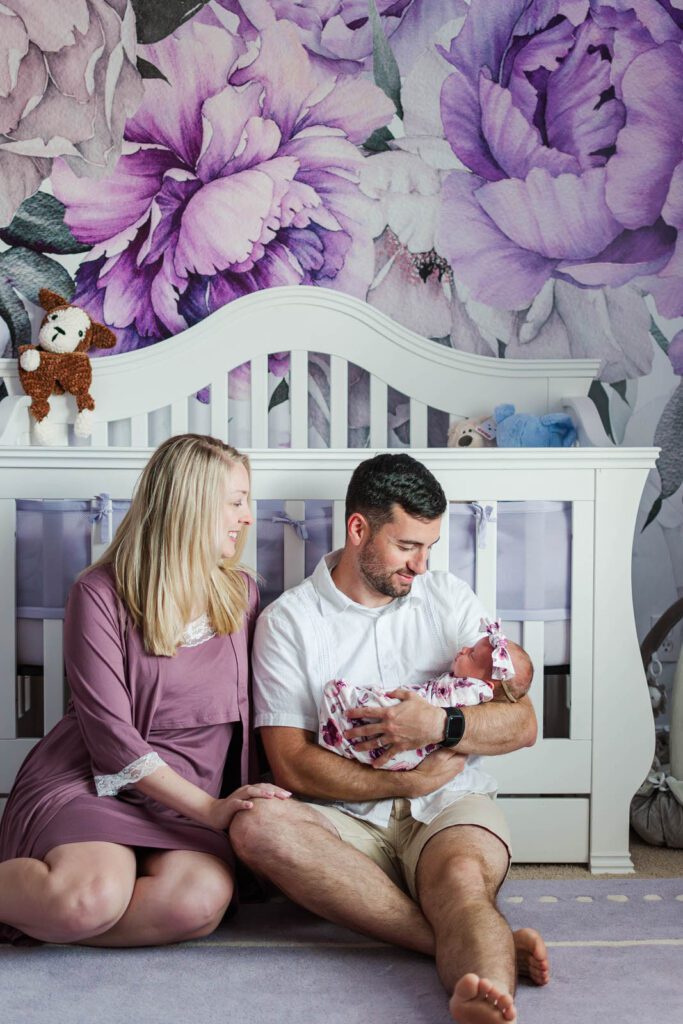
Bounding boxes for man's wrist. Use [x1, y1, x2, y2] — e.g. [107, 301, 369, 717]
[434, 706, 448, 744]
[441, 707, 466, 747]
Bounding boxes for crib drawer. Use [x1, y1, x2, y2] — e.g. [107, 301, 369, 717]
[499, 797, 589, 862]
[484, 739, 591, 794]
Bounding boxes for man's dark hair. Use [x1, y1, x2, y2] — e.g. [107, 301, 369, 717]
[345, 453, 447, 533]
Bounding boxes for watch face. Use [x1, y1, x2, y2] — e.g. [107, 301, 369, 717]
[445, 708, 465, 744]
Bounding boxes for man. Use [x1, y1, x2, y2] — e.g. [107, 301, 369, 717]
[230, 454, 549, 1023]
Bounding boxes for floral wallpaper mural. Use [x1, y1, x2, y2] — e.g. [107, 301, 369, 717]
[1, 0, 683, 715]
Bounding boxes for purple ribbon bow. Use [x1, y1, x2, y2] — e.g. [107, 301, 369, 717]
[272, 512, 309, 542]
[480, 618, 515, 680]
[90, 493, 113, 544]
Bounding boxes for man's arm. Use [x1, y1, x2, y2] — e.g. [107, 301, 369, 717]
[345, 690, 537, 764]
[260, 725, 468, 802]
[457, 694, 537, 754]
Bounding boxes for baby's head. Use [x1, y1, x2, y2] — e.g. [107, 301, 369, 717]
[451, 631, 533, 702]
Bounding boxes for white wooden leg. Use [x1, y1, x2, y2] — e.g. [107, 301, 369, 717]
[590, 467, 654, 873]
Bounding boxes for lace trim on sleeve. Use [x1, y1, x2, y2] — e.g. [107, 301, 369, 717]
[95, 751, 167, 797]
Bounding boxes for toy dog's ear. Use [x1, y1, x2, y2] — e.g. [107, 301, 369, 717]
[39, 289, 69, 313]
[78, 321, 116, 353]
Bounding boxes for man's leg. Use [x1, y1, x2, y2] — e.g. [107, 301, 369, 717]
[229, 797, 435, 955]
[415, 825, 548, 1024]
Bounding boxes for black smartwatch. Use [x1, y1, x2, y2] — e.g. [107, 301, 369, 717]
[441, 707, 466, 747]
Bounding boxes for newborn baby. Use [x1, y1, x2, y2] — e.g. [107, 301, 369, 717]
[319, 619, 533, 771]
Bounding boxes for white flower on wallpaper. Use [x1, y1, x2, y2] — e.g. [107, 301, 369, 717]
[0, 0, 143, 227]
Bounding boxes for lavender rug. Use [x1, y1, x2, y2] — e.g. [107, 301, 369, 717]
[1, 879, 682, 1024]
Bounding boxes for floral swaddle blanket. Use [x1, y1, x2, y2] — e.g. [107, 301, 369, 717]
[319, 674, 494, 771]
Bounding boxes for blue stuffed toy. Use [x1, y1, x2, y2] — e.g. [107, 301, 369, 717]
[494, 404, 577, 448]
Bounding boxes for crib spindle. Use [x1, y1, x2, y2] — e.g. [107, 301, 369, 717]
[332, 500, 346, 551]
[569, 500, 594, 740]
[0, 500, 17, 737]
[289, 352, 308, 449]
[282, 500, 306, 591]
[90, 421, 108, 447]
[522, 620, 545, 731]
[129, 414, 148, 448]
[170, 398, 189, 438]
[242, 499, 257, 574]
[473, 500, 498, 616]
[209, 377, 229, 442]
[428, 501, 450, 572]
[43, 619, 65, 732]
[329, 357, 348, 448]
[369, 376, 388, 448]
[250, 355, 269, 448]
[409, 399, 428, 448]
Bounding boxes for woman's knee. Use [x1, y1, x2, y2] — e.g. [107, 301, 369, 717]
[165, 869, 234, 939]
[46, 874, 131, 942]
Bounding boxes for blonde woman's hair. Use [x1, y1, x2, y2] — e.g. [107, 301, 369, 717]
[90, 434, 252, 655]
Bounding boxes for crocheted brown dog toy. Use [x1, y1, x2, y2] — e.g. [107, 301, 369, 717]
[18, 289, 116, 443]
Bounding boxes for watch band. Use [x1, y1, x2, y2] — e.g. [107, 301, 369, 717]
[441, 706, 465, 747]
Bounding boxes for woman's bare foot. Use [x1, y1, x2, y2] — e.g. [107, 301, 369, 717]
[514, 927, 550, 985]
[449, 974, 516, 1023]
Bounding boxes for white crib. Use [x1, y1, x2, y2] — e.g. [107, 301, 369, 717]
[0, 287, 657, 872]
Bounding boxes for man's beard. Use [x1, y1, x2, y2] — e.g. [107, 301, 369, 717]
[358, 541, 414, 599]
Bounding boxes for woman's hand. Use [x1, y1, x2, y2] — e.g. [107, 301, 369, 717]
[207, 783, 291, 830]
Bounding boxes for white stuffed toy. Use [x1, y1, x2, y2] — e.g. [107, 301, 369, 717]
[447, 415, 497, 449]
[18, 289, 115, 445]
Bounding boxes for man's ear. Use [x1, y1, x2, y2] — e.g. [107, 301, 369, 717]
[347, 512, 369, 548]
[39, 289, 68, 313]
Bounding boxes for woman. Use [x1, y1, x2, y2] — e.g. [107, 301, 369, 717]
[0, 434, 289, 945]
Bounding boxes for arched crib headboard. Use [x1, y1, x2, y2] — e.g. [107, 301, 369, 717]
[0, 287, 658, 873]
[0, 286, 604, 448]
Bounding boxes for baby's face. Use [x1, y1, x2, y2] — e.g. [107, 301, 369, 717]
[451, 637, 493, 679]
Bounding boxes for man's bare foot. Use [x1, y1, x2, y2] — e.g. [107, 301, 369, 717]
[514, 927, 550, 986]
[449, 974, 516, 1023]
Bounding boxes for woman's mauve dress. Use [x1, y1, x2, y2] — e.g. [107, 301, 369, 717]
[0, 564, 257, 943]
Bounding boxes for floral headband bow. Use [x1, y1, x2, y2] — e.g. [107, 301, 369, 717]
[480, 618, 515, 682]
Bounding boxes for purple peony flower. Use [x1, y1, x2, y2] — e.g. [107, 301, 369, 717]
[434, 0, 683, 320]
[220, 0, 428, 67]
[0, 0, 143, 226]
[51, 17, 393, 352]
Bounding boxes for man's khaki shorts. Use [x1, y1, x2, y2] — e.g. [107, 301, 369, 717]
[304, 793, 511, 901]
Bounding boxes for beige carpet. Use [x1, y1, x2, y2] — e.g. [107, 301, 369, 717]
[509, 829, 683, 879]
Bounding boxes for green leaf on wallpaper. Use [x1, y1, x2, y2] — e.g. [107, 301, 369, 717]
[654, 380, 683, 497]
[268, 377, 290, 412]
[642, 379, 683, 530]
[650, 317, 669, 354]
[0, 248, 75, 306]
[131, 0, 211, 44]
[369, 0, 404, 119]
[610, 380, 629, 404]
[0, 192, 91, 255]
[0, 278, 31, 354]
[588, 380, 615, 443]
[137, 57, 170, 83]
[363, 126, 394, 153]
[642, 495, 663, 532]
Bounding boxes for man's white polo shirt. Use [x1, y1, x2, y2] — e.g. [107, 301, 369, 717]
[253, 551, 499, 827]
